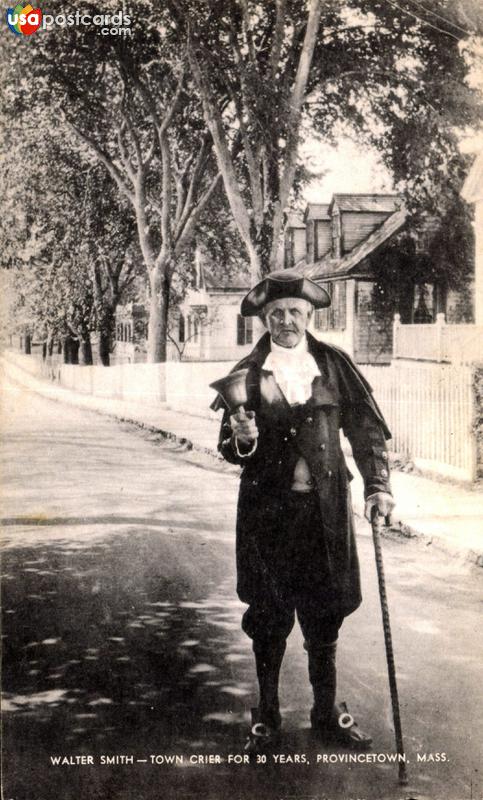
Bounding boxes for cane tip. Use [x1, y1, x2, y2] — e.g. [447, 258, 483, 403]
[398, 770, 410, 787]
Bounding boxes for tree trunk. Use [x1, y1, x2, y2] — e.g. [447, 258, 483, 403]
[147, 265, 170, 363]
[99, 329, 111, 366]
[24, 334, 31, 355]
[79, 337, 93, 366]
[63, 336, 79, 364]
[48, 338, 55, 356]
[62, 338, 70, 364]
[42, 342, 47, 360]
[71, 339, 80, 364]
[98, 306, 117, 367]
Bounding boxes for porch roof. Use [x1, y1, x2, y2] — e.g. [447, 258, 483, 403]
[329, 193, 401, 214]
[303, 203, 330, 222]
[296, 207, 407, 281]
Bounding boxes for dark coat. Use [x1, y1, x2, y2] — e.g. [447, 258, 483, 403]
[213, 332, 392, 618]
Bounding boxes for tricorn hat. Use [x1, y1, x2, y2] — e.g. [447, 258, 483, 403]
[240, 269, 331, 317]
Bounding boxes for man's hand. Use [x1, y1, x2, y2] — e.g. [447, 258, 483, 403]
[364, 492, 395, 522]
[230, 410, 259, 446]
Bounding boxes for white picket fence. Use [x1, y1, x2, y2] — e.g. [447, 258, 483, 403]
[3, 349, 478, 481]
[362, 362, 475, 480]
[393, 313, 483, 364]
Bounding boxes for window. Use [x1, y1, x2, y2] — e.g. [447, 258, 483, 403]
[314, 281, 346, 331]
[237, 314, 253, 345]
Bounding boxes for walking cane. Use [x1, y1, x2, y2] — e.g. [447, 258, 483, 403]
[371, 508, 409, 786]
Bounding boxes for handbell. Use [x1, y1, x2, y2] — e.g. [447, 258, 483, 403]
[210, 368, 249, 414]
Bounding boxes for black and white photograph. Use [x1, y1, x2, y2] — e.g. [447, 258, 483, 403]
[1, 2, 482, 799]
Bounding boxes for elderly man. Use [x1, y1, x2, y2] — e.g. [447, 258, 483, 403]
[211, 269, 394, 752]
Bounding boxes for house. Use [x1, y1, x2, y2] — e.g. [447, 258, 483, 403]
[113, 194, 410, 364]
[171, 260, 255, 362]
[294, 195, 407, 364]
[112, 303, 148, 364]
[169, 195, 408, 365]
[283, 213, 306, 268]
[116, 191, 468, 365]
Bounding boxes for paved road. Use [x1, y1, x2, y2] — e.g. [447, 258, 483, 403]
[1, 372, 482, 800]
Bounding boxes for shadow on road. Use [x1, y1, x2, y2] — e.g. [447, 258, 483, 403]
[2, 526, 270, 799]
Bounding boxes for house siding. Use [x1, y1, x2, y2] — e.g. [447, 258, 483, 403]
[293, 227, 306, 265]
[315, 220, 332, 259]
[354, 281, 392, 364]
[309, 279, 355, 356]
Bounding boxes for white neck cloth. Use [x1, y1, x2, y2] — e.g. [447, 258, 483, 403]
[263, 335, 320, 405]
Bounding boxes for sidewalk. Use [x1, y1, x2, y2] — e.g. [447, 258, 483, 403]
[2, 353, 482, 566]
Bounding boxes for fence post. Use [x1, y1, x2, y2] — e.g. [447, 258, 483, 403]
[435, 312, 445, 362]
[392, 313, 401, 360]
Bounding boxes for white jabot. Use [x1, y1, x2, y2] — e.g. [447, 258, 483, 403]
[263, 335, 320, 405]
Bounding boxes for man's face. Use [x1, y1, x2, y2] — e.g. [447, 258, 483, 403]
[263, 297, 313, 348]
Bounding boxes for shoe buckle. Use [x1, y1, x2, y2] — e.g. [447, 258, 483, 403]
[251, 722, 270, 738]
[338, 711, 354, 729]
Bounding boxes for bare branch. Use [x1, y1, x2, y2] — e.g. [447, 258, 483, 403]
[123, 105, 144, 174]
[116, 122, 136, 183]
[159, 65, 185, 134]
[188, 35, 258, 272]
[143, 127, 157, 168]
[227, 27, 264, 224]
[64, 116, 135, 203]
[238, 0, 257, 65]
[270, 0, 287, 79]
[279, 0, 322, 211]
[174, 133, 213, 237]
[175, 172, 222, 255]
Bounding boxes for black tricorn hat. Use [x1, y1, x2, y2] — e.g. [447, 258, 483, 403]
[240, 269, 331, 317]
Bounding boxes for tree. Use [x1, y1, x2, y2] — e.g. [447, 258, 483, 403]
[171, 0, 323, 279]
[16, 0, 223, 362]
[305, 0, 482, 302]
[171, 0, 482, 289]
[0, 104, 140, 364]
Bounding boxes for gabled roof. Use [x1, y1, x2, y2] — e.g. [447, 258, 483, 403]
[461, 151, 483, 203]
[297, 207, 407, 281]
[285, 213, 306, 229]
[303, 203, 330, 222]
[329, 194, 401, 214]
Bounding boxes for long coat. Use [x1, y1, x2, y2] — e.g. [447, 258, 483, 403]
[213, 332, 392, 619]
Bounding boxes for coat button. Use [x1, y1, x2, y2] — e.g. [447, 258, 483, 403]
[290, 427, 297, 437]
[306, 416, 314, 424]
[319, 443, 326, 451]
[382, 452, 388, 461]
[327, 469, 333, 478]
[381, 468, 388, 478]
